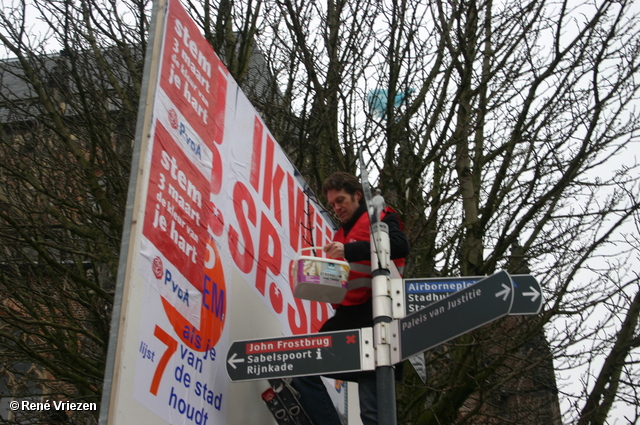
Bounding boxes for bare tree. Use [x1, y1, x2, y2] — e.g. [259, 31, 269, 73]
[0, 0, 278, 423]
[0, 0, 146, 422]
[247, 0, 640, 423]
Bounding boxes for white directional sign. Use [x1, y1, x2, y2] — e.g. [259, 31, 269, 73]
[391, 271, 515, 363]
[226, 329, 374, 382]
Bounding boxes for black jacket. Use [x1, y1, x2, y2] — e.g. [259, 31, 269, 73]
[341, 204, 410, 263]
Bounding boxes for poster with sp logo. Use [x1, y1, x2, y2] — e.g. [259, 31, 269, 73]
[123, 0, 341, 423]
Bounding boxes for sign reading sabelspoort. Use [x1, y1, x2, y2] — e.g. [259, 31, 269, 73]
[226, 330, 371, 382]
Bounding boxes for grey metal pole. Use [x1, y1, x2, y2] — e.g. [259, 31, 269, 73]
[98, 0, 167, 422]
[370, 220, 397, 425]
[358, 149, 397, 424]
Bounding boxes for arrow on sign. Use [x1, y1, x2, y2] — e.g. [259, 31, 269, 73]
[510, 275, 543, 315]
[495, 283, 511, 301]
[522, 287, 540, 302]
[227, 352, 244, 369]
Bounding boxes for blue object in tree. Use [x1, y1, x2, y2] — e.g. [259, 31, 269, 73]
[367, 88, 415, 117]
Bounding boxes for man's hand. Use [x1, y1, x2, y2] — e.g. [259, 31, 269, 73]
[323, 242, 345, 259]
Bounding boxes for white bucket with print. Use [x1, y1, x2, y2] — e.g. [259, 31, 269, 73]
[292, 247, 350, 303]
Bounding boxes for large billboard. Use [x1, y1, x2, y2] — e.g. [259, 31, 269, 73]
[102, 0, 341, 423]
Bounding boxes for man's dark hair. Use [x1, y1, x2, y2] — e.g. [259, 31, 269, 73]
[322, 172, 365, 204]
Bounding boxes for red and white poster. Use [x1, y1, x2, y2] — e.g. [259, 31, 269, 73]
[124, 0, 342, 423]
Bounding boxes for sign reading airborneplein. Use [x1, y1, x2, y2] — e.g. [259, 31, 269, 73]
[404, 274, 542, 316]
[404, 276, 479, 314]
[226, 329, 374, 382]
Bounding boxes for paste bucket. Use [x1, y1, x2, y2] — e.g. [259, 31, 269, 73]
[292, 247, 350, 303]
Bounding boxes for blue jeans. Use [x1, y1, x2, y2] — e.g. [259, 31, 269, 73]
[293, 375, 342, 425]
[293, 372, 378, 425]
[296, 300, 379, 424]
[357, 372, 378, 425]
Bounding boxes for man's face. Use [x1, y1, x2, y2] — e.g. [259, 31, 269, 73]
[326, 189, 362, 223]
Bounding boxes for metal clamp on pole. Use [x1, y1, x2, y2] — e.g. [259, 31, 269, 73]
[374, 321, 392, 367]
[370, 222, 390, 271]
[390, 277, 405, 319]
[372, 274, 392, 370]
[372, 275, 392, 316]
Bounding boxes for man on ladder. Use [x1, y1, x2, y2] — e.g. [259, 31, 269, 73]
[292, 171, 409, 425]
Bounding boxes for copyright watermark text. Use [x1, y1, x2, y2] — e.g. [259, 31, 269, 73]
[9, 400, 97, 412]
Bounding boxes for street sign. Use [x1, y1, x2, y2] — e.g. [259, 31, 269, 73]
[404, 276, 479, 315]
[404, 274, 542, 316]
[391, 271, 514, 363]
[226, 328, 374, 382]
[510, 275, 542, 315]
